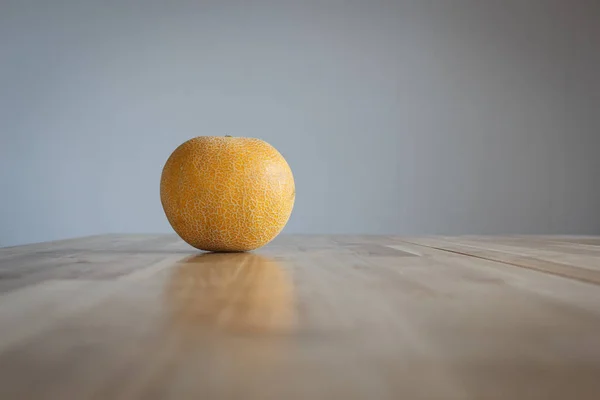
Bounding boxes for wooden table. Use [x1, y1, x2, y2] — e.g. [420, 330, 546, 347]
[1, 234, 600, 399]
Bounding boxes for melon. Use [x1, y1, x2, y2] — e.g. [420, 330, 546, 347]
[160, 136, 295, 252]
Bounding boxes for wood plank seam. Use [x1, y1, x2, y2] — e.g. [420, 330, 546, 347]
[399, 240, 600, 286]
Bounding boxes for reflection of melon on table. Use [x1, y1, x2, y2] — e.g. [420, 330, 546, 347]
[165, 252, 295, 335]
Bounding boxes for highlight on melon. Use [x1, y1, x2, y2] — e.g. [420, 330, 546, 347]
[160, 136, 295, 252]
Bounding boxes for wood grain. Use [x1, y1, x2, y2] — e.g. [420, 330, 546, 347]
[1, 234, 600, 399]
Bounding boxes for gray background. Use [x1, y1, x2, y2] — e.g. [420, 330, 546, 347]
[1, 0, 599, 247]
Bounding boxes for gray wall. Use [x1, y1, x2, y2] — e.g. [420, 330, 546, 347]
[1, 0, 599, 247]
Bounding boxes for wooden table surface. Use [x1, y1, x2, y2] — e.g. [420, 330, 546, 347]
[1, 234, 600, 399]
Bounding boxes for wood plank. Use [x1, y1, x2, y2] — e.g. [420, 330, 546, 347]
[402, 237, 600, 285]
[0, 235, 600, 399]
[0, 236, 186, 294]
[437, 236, 600, 270]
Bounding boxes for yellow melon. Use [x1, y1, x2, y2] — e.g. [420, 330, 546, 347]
[160, 136, 295, 252]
